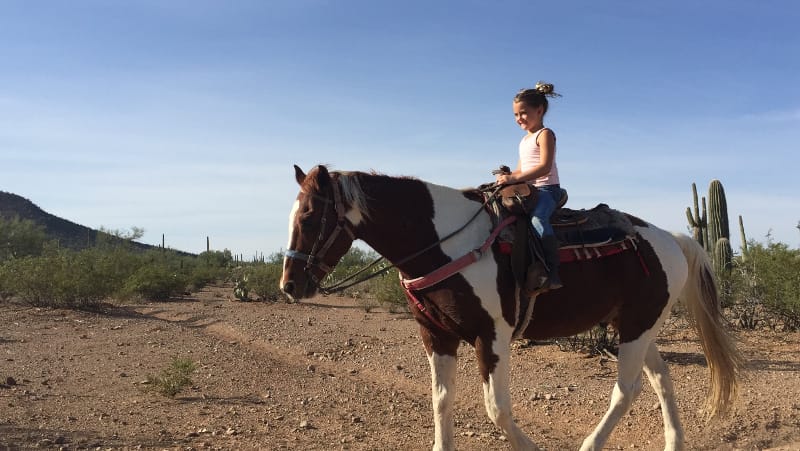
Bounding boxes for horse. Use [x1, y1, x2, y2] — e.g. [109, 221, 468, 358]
[280, 164, 743, 451]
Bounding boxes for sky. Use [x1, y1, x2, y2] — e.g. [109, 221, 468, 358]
[2, 1, 799, 256]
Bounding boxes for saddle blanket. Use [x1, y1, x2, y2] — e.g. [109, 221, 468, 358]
[497, 204, 639, 263]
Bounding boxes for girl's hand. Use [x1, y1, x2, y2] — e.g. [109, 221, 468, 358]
[495, 173, 514, 185]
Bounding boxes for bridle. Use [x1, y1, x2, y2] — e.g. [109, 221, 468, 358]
[285, 177, 355, 287]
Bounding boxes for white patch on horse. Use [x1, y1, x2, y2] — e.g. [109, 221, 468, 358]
[482, 324, 537, 450]
[427, 352, 457, 451]
[425, 183, 504, 320]
[282, 200, 300, 288]
[634, 224, 689, 303]
[338, 172, 368, 226]
[287, 199, 300, 250]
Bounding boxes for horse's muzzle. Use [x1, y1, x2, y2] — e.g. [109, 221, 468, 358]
[280, 278, 315, 302]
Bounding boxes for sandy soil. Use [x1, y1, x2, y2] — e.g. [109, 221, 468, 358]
[1, 284, 799, 450]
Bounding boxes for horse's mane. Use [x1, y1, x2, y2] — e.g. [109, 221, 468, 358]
[333, 170, 371, 220]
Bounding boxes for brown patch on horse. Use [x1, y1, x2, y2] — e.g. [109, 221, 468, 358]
[521, 232, 670, 343]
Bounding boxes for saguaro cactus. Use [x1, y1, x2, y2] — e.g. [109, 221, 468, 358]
[685, 182, 708, 249]
[707, 180, 730, 249]
[738, 215, 748, 257]
[706, 179, 732, 274]
[714, 238, 733, 275]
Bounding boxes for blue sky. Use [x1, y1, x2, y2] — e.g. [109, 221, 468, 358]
[2, 1, 798, 255]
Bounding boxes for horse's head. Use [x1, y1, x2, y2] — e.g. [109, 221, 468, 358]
[281, 164, 357, 301]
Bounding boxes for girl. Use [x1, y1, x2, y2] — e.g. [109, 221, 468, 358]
[495, 81, 563, 290]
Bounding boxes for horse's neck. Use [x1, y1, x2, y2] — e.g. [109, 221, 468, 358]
[355, 176, 486, 276]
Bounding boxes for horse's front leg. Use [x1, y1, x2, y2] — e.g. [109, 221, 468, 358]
[420, 326, 460, 451]
[476, 323, 540, 451]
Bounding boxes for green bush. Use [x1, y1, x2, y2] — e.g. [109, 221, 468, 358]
[728, 240, 800, 330]
[0, 253, 55, 305]
[122, 264, 187, 301]
[145, 357, 197, 398]
[366, 267, 407, 311]
[187, 264, 228, 290]
[0, 261, 13, 301]
[246, 263, 285, 301]
[0, 244, 120, 308]
[0, 216, 47, 262]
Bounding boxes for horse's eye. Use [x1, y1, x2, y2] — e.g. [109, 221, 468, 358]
[299, 217, 314, 231]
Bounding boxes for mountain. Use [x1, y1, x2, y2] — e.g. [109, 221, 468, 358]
[0, 191, 159, 252]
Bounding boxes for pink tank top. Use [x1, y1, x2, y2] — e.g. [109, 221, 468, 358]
[519, 128, 559, 187]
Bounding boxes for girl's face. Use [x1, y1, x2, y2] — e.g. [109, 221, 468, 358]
[513, 101, 544, 133]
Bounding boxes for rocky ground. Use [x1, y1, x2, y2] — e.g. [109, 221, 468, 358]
[1, 284, 799, 450]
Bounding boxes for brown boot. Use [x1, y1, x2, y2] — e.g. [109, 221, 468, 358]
[541, 235, 563, 290]
[524, 261, 548, 293]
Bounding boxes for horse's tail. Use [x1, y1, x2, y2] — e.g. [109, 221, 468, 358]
[672, 233, 744, 419]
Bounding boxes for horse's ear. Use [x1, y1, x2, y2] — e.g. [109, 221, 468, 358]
[315, 165, 331, 188]
[294, 165, 306, 186]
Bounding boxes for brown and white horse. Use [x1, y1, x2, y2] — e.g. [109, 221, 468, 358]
[280, 165, 743, 451]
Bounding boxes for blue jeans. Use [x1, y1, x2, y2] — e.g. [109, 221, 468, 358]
[530, 184, 560, 238]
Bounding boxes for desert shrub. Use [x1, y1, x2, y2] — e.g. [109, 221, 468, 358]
[0, 216, 47, 262]
[0, 253, 55, 305]
[728, 241, 800, 330]
[198, 249, 234, 268]
[145, 357, 196, 398]
[0, 261, 13, 301]
[0, 244, 119, 308]
[246, 263, 285, 301]
[556, 324, 619, 356]
[186, 263, 228, 290]
[367, 267, 407, 311]
[121, 264, 187, 301]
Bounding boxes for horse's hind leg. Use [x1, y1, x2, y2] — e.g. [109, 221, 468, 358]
[477, 326, 539, 451]
[643, 342, 685, 451]
[580, 336, 649, 451]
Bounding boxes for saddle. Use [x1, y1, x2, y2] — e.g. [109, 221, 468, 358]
[485, 188, 638, 283]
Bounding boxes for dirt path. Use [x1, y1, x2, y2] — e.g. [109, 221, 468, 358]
[1, 285, 799, 450]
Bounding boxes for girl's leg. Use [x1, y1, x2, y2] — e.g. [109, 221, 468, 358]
[530, 188, 562, 288]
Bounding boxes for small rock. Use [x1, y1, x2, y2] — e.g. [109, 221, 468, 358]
[544, 394, 554, 401]
[225, 427, 237, 436]
[307, 365, 316, 373]
[5, 377, 16, 386]
[299, 420, 315, 430]
[395, 365, 403, 371]
[186, 431, 199, 438]
[53, 436, 67, 445]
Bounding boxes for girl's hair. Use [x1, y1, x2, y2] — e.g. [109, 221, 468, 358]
[514, 81, 561, 115]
